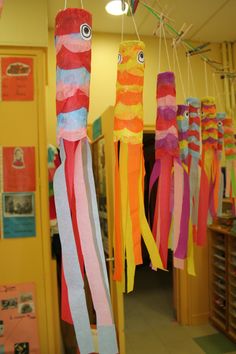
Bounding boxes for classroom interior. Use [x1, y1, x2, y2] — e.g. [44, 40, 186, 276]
[1, 1, 236, 353]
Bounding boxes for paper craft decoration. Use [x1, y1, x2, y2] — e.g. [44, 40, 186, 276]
[53, 8, 117, 354]
[197, 97, 218, 245]
[216, 113, 225, 215]
[186, 97, 201, 238]
[149, 72, 179, 269]
[113, 40, 163, 292]
[223, 116, 236, 199]
[174, 105, 190, 266]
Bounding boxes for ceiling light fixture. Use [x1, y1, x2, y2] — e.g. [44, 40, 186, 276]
[105, 0, 129, 16]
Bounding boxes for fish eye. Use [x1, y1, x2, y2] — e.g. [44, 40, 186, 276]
[80, 23, 92, 40]
[218, 121, 223, 127]
[137, 50, 144, 64]
[184, 111, 189, 119]
[118, 53, 122, 64]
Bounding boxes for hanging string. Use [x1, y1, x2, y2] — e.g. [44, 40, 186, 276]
[128, 0, 140, 41]
[157, 21, 162, 74]
[64, 0, 67, 9]
[213, 72, 224, 112]
[173, 45, 186, 99]
[204, 59, 209, 96]
[172, 40, 176, 75]
[187, 55, 190, 97]
[80, 0, 84, 9]
[121, 13, 124, 42]
[161, 19, 171, 72]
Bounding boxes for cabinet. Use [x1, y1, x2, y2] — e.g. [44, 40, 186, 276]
[209, 224, 236, 342]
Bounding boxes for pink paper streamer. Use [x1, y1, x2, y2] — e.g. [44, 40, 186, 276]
[74, 141, 113, 326]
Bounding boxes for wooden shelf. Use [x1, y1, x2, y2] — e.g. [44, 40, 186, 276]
[209, 225, 236, 343]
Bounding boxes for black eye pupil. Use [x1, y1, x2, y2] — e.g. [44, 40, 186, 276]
[80, 23, 91, 40]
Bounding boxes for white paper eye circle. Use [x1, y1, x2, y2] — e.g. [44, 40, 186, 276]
[118, 53, 122, 64]
[184, 111, 189, 119]
[137, 50, 144, 64]
[80, 23, 92, 40]
[218, 121, 223, 127]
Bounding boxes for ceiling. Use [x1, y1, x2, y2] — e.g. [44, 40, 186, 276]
[48, 0, 236, 42]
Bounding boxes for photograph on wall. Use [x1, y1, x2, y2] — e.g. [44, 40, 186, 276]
[0, 283, 40, 354]
[1, 57, 34, 101]
[2, 192, 36, 238]
[3, 147, 35, 192]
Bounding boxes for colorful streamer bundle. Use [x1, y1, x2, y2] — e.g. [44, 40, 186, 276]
[53, 8, 118, 354]
[197, 97, 218, 246]
[186, 97, 201, 238]
[150, 72, 179, 269]
[223, 116, 236, 199]
[113, 40, 163, 293]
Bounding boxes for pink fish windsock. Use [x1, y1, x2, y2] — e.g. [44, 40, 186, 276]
[53, 8, 118, 354]
[150, 72, 179, 268]
[197, 97, 218, 246]
[186, 97, 201, 239]
[174, 105, 190, 264]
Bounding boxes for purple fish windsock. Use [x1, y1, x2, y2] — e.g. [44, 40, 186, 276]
[197, 96, 218, 246]
[185, 97, 201, 239]
[150, 72, 179, 269]
[53, 8, 118, 354]
[174, 105, 190, 263]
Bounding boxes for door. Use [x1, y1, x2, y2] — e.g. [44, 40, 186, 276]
[0, 47, 60, 353]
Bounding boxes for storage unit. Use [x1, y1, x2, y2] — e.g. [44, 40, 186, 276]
[209, 224, 236, 342]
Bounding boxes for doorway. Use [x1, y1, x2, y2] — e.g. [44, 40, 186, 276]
[124, 132, 175, 352]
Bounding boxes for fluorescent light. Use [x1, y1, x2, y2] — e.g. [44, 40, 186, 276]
[105, 0, 128, 16]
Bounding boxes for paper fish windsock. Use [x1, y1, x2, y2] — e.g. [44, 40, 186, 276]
[197, 96, 218, 245]
[223, 116, 236, 200]
[113, 40, 163, 292]
[186, 97, 201, 238]
[53, 8, 118, 354]
[149, 72, 179, 269]
[215, 112, 225, 216]
[174, 105, 190, 263]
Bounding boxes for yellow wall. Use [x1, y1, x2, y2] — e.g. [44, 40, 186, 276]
[0, 0, 48, 47]
[46, 30, 224, 145]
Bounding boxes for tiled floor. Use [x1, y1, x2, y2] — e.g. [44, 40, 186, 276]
[124, 266, 236, 354]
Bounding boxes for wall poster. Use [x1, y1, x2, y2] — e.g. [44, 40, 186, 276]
[3, 147, 35, 192]
[0, 283, 40, 353]
[2, 192, 35, 239]
[1, 57, 34, 101]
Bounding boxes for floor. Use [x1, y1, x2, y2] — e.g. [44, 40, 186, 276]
[124, 266, 236, 354]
